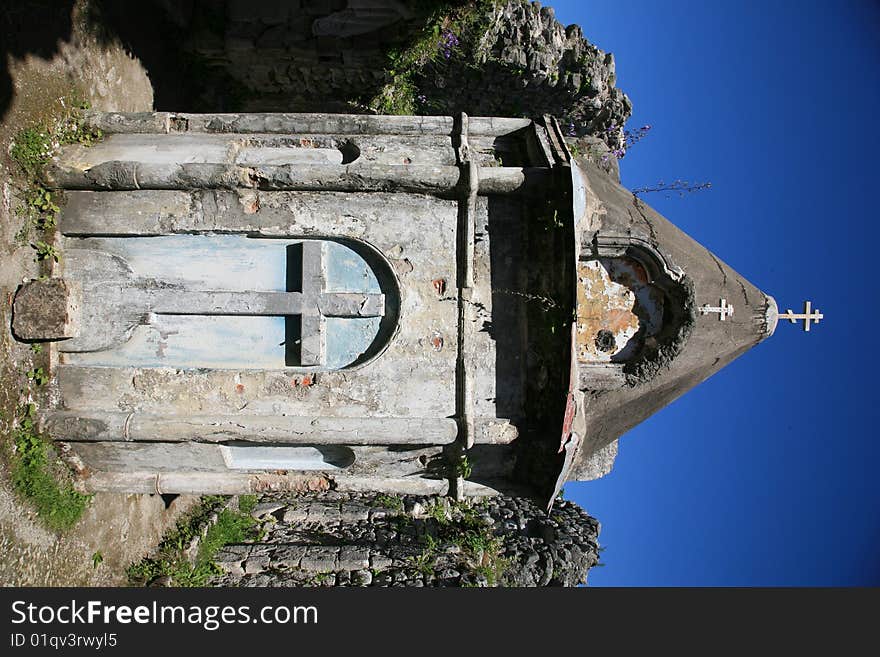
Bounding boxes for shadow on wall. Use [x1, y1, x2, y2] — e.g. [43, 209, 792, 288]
[0, 0, 189, 121]
[87, 0, 423, 114]
[0, 0, 424, 120]
[83, 0, 206, 112]
[0, 0, 76, 121]
[2, 1, 630, 134]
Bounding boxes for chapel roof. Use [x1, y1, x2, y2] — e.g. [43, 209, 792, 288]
[551, 156, 777, 499]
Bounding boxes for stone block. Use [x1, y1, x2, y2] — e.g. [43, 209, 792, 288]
[250, 501, 285, 518]
[213, 557, 245, 576]
[244, 555, 269, 574]
[305, 500, 342, 520]
[338, 504, 370, 522]
[224, 36, 255, 51]
[224, 20, 263, 39]
[272, 545, 307, 569]
[12, 278, 81, 341]
[226, 0, 254, 22]
[302, 0, 335, 16]
[337, 546, 369, 570]
[217, 544, 252, 559]
[256, 25, 287, 48]
[351, 569, 372, 586]
[284, 16, 315, 43]
[282, 506, 309, 523]
[369, 553, 392, 570]
[299, 546, 339, 571]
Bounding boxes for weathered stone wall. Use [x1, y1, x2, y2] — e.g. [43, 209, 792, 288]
[211, 492, 600, 587]
[139, 0, 630, 144]
[178, 0, 421, 113]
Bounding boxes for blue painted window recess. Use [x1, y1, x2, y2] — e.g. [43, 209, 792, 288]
[67, 235, 397, 370]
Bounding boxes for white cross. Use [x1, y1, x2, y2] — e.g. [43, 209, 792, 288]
[700, 298, 734, 321]
[779, 300, 823, 332]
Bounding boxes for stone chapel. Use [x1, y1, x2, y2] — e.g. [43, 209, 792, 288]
[11, 109, 780, 507]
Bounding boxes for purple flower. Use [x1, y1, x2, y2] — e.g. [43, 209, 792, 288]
[438, 29, 460, 59]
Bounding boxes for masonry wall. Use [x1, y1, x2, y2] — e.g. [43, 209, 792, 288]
[138, 0, 630, 144]
[211, 492, 600, 587]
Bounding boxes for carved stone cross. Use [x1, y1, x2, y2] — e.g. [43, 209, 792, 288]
[779, 300, 823, 332]
[699, 298, 734, 321]
[146, 241, 385, 366]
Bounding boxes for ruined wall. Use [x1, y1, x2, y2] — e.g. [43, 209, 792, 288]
[139, 0, 630, 142]
[175, 0, 419, 112]
[211, 492, 600, 587]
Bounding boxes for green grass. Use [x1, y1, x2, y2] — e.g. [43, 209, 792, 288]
[18, 187, 60, 230]
[455, 527, 507, 586]
[372, 76, 420, 116]
[26, 367, 49, 386]
[10, 404, 91, 532]
[237, 494, 258, 514]
[126, 496, 261, 586]
[456, 454, 473, 479]
[408, 537, 437, 576]
[425, 497, 449, 524]
[312, 571, 335, 585]
[374, 493, 404, 513]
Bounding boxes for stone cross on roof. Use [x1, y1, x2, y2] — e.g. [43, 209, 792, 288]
[699, 298, 734, 321]
[778, 300, 823, 332]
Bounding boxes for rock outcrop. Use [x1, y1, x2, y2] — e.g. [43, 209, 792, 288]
[413, 1, 632, 148]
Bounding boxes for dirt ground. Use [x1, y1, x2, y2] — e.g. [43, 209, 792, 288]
[0, 0, 198, 586]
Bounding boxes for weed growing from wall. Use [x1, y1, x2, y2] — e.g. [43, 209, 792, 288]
[369, 1, 505, 115]
[374, 493, 405, 513]
[9, 94, 103, 246]
[407, 499, 510, 586]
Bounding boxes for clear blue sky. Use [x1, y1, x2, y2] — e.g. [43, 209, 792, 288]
[550, 0, 880, 586]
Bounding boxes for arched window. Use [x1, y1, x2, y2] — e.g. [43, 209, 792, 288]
[62, 235, 400, 371]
